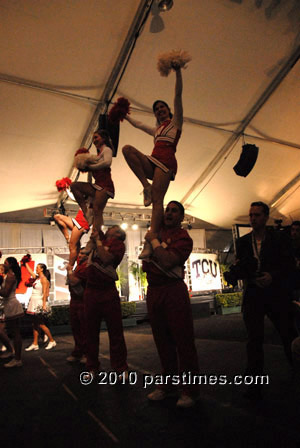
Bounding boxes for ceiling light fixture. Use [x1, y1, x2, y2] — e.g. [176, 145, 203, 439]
[158, 0, 173, 12]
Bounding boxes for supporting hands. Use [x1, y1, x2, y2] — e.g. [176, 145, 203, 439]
[144, 230, 158, 244]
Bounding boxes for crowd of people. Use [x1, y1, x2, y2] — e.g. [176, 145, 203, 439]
[0, 54, 300, 408]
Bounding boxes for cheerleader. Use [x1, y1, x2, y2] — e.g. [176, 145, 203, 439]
[0, 257, 24, 367]
[122, 50, 190, 258]
[70, 129, 114, 247]
[54, 209, 90, 270]
[24, 262, 56, 351]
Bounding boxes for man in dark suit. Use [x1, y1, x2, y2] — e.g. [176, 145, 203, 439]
[235, 202, 295, 398]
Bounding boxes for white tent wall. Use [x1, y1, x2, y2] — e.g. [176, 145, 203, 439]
[0, 0, 300, 229]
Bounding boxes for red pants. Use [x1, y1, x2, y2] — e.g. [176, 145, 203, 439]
[69, 300, 87, 358]
[84, 286, 128, 373]
[146, 281, 199, 395]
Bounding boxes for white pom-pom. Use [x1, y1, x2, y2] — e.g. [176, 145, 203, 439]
[74, 153, 98, 171]
[157, 50, 192, 77]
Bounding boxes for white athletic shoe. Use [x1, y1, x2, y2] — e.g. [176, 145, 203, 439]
[25, 344, 39, 352]
[147, 389, 170, 401]
[45, 341, 57, 350]
[43, 334, 49, 343]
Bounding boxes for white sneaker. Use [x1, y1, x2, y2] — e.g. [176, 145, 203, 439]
[147, 388, 170, 401]
[4, 359, 23, 368]
[45, 341, 57, 350]
[43, 334, 49, 343]
[176, 393, 197, 408]
[25, 344, 39, 352]
[1, 345, 7, 352]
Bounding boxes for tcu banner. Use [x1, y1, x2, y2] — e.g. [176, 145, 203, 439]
[190, 253, 222, 292]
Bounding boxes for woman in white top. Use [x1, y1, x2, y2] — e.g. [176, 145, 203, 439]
[71, 129, 115, 234]
[0, 257, 24, 367]
[25, 262, 56, 351]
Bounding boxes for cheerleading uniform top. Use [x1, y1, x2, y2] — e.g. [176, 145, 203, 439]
[1, 277, 24, 321]
[27, 278, 46, 314]
[91, 145, 115, 198]
[148, 119, 181, 176]
[125, 116, 181, 178]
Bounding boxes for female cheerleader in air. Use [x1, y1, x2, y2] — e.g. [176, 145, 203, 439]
[122, 50, 190, 258]
[70, 129, 114, 248]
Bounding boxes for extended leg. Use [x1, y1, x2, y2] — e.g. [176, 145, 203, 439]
[70, 182, 95, 218]
[122, 145, 154, 206]
[151, 168, 172, 233]
[93, 189, 109, 233]
[69, 227, 85, 268]
[54, 214, 74, 243]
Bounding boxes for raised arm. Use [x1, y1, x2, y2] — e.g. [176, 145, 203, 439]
[125, 115, 156, 137]
[25, 262, 37, 279]
[172, 68, 183, 130]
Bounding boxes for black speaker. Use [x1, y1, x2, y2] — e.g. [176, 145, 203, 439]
[233, 144, 259, 177]
[98, 114, 120, 157]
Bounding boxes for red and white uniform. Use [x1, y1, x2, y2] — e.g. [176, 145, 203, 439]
[76, 232, 127, 373]
[143, 227, 199, 395]
[26, 279, 44, 314]
[72, 209, 90, 232]
[91, 145, 115, 198]
[148, 119, 181, 178]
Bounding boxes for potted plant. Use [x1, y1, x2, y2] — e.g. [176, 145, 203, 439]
[215, 292, 243, 315]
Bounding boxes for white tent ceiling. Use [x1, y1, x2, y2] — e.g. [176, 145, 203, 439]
[1, 0, 300, 228]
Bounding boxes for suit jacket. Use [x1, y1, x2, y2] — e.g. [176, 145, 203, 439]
[235, 229, 295, 297]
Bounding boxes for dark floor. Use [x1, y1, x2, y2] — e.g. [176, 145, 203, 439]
[1, 313, 300, 448]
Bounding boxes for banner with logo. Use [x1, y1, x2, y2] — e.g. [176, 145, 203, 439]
[190, 253, 222, 292]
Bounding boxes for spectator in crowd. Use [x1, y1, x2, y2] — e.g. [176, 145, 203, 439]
[0, 257, 24, 367]
[234, 201, 296, 399]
